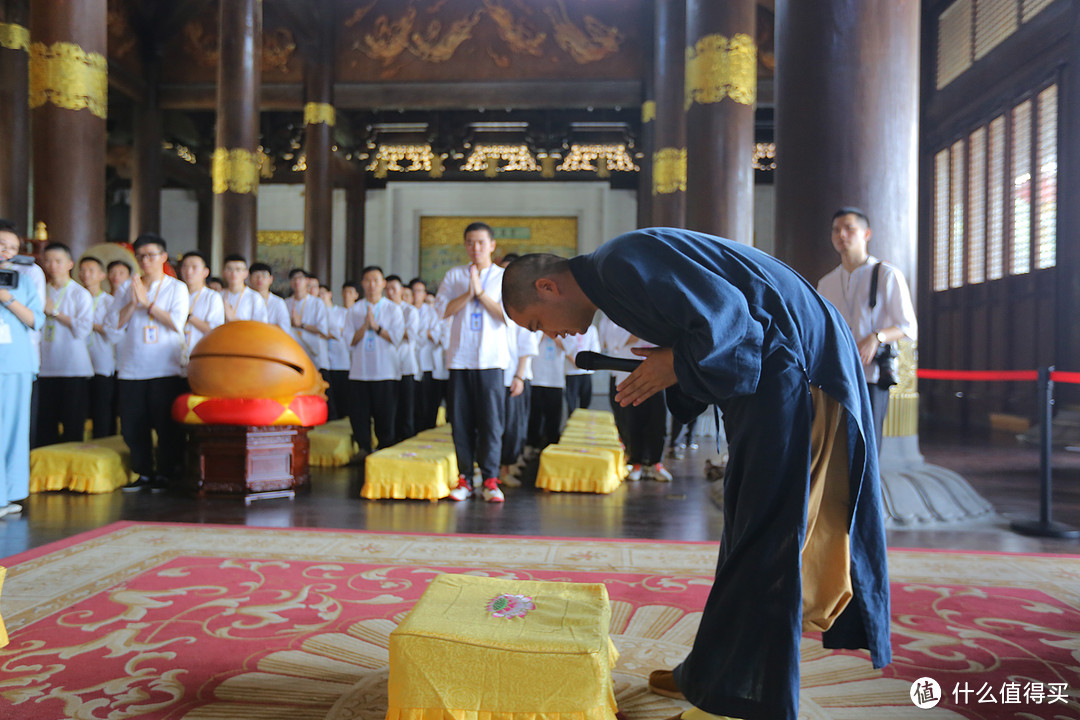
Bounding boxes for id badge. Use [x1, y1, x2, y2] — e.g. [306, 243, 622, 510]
[43, 322, 55, 342]
[0, 320, 11, 345]
[144, 325, 159, 344]
[469, 311, 483, 331]
[544, 341, 555, 358]
[184, 329, 193, 347]
[364, 332, 376, 351]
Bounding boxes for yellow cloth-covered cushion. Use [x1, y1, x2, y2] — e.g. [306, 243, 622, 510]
[536, 445, 622, 494]
[388, 573, 618, 720]
[29, 435, 136, 494]
[0, 566, 7, 648]
[362, 444, 458, 500]
[567, 409, 617, 426]
[309, 419, 359, 467]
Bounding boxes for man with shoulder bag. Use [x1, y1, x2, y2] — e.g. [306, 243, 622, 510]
[818, 207, 917, 451]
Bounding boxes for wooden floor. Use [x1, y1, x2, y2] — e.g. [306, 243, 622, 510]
[3, 427, 1080, 561]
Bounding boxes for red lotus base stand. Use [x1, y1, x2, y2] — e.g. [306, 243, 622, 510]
[185, 425, 311, 503]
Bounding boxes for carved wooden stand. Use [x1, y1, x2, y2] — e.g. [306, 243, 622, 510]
[186, 425, 310, 503]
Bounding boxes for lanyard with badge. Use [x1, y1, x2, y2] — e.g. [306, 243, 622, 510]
[364, 300, 381, 352]
[184, 286, 205, 348]
[87, 291, 105, 346]
[470, 265, 493, 332]
[144, 278, 163, 344]
[44, 280, 71, 343]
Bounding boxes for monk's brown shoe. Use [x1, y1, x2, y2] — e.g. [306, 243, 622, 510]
[648, 669, 687, 700]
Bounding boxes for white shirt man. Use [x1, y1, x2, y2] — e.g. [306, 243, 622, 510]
[527, 332, 566, 451]
[106, 234, 190, 490]
[248, 263, 291, 335]
[320, 283, 351, 421]
[78, 256, 117, 439]
[434, 222, 510, 502]
[500, 321, 539, 485]
[178, 251, 225, 370]
[817, 207, 918, 450]
[286, 270, 329, 370]
[37, 244, 94, 446]
[344, 267, 404, 453]
[386, 275, 419, 442]
[221, 255, 268, 323]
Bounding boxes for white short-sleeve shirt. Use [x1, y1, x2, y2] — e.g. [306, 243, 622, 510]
[185, 286, 225, 353]
[562, 325, 600, 376]
[344, 298, 404, 381]
[263, 292, 291, 335]
[86, 291, 115, 377]
[503, 321, 539, 387]
[108, 274, 189, 380]
[434, 263, 510, 371]
[40, 279, 94, 378]
[598, 313, 654, 385]
[326, 304, 351, 372]
[286, 294, 329, 370]
[222, 286, 268, 323]
[531, 333, 566, 389]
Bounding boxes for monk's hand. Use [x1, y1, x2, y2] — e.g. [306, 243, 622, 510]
[615, 347, 677, 407]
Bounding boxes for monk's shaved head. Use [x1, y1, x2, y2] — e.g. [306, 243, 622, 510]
[501, 253, 571, 313]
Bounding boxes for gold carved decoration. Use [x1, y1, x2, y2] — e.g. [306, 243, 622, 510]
[642, 100, 656, 124]
[546, 0, 622, 64]
[484, 0, 546, 56]
[303, 102, 336, 127]
[884, 339, 919, 438]
[409, 10, 484, 63]
[212, 148, 260, 195]
[29, 42, 108, 119]
[0, 23, 30, 52]
[653, 147, 686, 195]
[257, 230, 304, 247]
[685, 32, 757, 110]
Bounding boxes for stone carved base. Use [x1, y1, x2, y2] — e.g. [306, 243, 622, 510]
[879, 435, 995, 527]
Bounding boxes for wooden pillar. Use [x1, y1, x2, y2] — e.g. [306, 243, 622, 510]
[30, 0, 107, 260]
[1057, 5, 1080, 386]
[684, 0, 755, 242]
[302, 27, 334, 283]
[213, 0, 261, 265]
[345, 179, 365, 283]
[130, 54, 162, 239]
[651, 0, 686, 229]
[637, 100, 655, 228]
[0, 0, 29, 231]
[774, 0, 920, 285]
[196, 185, 213, 257]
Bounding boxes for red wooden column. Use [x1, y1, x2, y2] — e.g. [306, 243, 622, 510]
[684, 0, 755, 243]
[0, 0, 29, 230]
[213, 0, 262, 264]
[29, 0, 108, 259]
[651, 0, 686, 228]
[774, 0, 920, 285]
[130, 53, 162, 239]
[302, 25, 334, 283]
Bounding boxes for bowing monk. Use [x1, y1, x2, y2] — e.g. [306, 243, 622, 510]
[501, 228, 891, 720]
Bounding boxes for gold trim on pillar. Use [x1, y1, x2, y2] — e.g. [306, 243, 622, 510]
[28, 42, 108, 119]
[0, 23, 30, 52]
[641, 100, 656, 123]
[212, 148, 261, 195]
[652, 147, 686, 195]
[303, 102, 336, 127]
[884, 339, 919, 438]
[684, 32, 757, 110]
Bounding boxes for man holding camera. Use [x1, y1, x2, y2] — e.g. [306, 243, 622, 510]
[817, 207, 918, 451]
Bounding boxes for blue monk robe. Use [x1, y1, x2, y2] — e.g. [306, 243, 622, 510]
[567, 228, 891, 720]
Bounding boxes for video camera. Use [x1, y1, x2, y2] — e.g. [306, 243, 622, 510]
[0, 255, 33, 290]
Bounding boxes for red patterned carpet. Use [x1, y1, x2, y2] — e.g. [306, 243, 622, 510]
[0, 523, 1077, 719]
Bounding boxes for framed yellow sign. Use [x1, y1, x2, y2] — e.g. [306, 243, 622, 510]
[419, 216, 577, 289]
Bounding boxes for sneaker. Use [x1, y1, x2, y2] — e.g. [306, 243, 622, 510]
[626, 464, 643, 481]
[121, 475, 153, 493]
[448, 476, 473, 501]
[688, 441, 699, 450]
[0, 503, 22, 518]
[651, 463, 673, 482]
[500, 467, 522, 488]
[481, 477, 504, 503]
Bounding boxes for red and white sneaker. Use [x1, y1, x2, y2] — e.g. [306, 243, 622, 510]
[626, 464, 643, 481]
[650, 463, 673, 482]
[481, 477, 505, 503]
[449, 475, 473, 501]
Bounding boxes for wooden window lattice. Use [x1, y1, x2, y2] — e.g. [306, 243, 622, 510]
[1035, 84, 1057, 270]
[933, 149, 951, 292]
[1011, 99, 1032, 275]
[967, 127, 987, 284]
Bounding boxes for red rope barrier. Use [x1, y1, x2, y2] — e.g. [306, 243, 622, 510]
[1050, 371, 1080, 385]
[916, 369, 1039, 381]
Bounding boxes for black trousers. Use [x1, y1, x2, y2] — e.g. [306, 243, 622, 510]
[867, 383, 889, 455]
[396, 376, 417, 442]
[348, 380, 396, 452]
[564, 373, 593, 415]
[609, 378, 666, 465]
[501, 379, 530, 466]
[415, 371, 436, 432]
[528, 385, 564, 449]
[448, 368, 505, 482]
[37, 376, 90, 446]
[431, 377, 448, 427]
[670, 413, 701, 447]
[326, 370, 349, 421]
[118, 376, 187, 481]
[89, 373, 117, 438]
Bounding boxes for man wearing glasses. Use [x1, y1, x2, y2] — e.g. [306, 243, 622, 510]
[106, 233, 189, 492]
